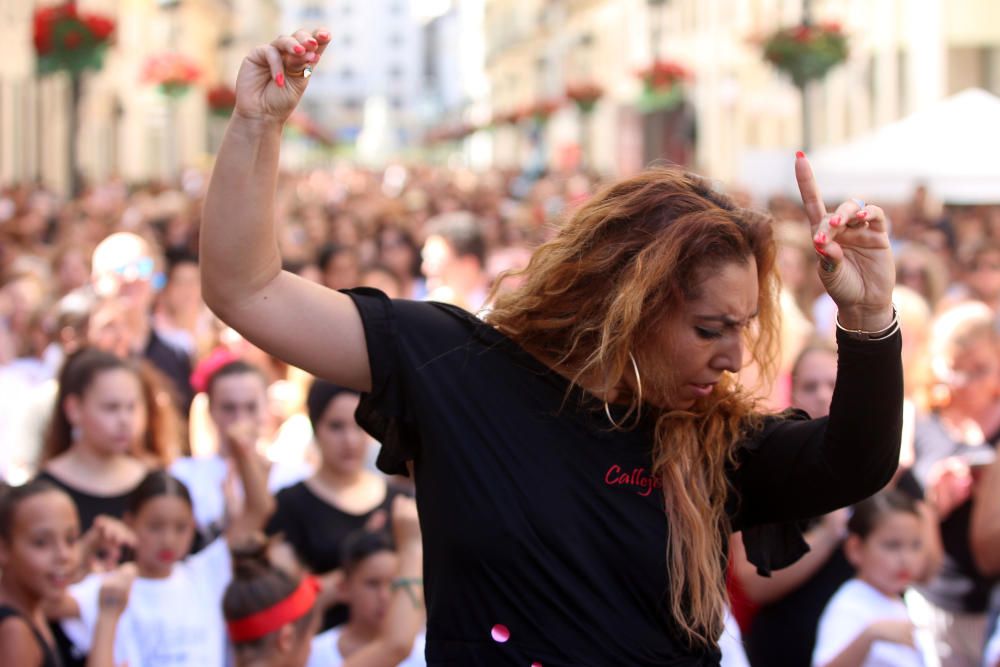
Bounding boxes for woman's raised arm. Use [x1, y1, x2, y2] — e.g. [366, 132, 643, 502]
[201, 28, 371, 391]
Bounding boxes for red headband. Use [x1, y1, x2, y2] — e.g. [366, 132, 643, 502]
[226, 575, 320, 642]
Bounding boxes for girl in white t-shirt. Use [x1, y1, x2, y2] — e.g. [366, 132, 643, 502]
[813, 489, 935, 667]
[307, 526, 426, 667]
[61, 422, 274, 667]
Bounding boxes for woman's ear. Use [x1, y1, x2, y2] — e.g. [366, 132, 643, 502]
[63, 394, 82, 429]
[275, 623, 296, 653]
[843, 533, 863, 569]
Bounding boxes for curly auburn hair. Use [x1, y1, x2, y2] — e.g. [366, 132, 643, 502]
[486, 167, 781, 646]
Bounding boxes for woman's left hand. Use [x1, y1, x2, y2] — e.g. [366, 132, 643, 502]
[795, 153, 895, 330]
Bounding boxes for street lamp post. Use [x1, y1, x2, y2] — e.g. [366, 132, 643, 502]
[800, 0, 813, 150]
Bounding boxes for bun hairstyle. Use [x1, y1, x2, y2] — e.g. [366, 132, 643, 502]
[223, 535, 316, 650]
[340, 528, 394, 576]
[127, 471, 193, 516]
[847, 489, 920, 540]
[306, 379, 359, 429]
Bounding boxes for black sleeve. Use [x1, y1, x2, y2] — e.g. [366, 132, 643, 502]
[732, 328, 903, 530]
[342, 288, 473, 477]
[342, 288, 421, 476]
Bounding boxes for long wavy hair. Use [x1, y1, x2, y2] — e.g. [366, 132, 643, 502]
[42, 347, 177, 467]
[486, 168, 780, 646]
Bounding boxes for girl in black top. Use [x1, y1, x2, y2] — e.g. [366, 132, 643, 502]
[36, 348, 171, 532]
[0, 480, 76, 667]
[201, 29, 902, 665]
[267, 380, 408, 630]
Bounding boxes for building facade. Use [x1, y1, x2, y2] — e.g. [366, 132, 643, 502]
[0, 0, 280, 194]
[480, 0, 1000, 188]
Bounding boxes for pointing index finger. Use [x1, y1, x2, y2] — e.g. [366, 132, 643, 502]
[795, 151, 826, 232]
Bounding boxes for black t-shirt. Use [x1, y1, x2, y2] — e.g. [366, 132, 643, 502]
[34, 470, 145, 533]
[265, 479, 409, 629]
[344, 288, 903, 666]
[0, 606, 63, 667]
[912, 414, 1000, 613]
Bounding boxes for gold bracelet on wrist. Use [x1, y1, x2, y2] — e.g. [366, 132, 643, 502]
[835, 305, 900, 341]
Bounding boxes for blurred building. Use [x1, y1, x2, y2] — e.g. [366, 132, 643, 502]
[0, 0, 280, 194]
[281, 0, 425, 157]
[479, 0, 1000, 183]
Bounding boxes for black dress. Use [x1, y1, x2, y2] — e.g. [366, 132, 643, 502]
[0, 605, 63, 667]
[344, 288, 903, 666]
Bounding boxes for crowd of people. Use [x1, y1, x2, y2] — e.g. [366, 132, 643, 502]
[1, 33, 1000, 667]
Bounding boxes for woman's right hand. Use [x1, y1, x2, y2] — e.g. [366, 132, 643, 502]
[234, 28, 331, 125]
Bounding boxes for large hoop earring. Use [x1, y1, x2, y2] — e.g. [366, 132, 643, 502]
[604, 352, 643, 430]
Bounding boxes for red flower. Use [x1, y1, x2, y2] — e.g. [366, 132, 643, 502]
[142, 53, 202, 87]
[207, 84, 237, 111]
[85, 16, 115, 41]
[637, 59, 693, 91]
[33, 4, 115, 58]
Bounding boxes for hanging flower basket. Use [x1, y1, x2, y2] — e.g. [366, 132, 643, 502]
[142, 53, 202, 98]
[762, 22, 848, 87]
[33, 3, 115, 76]
[530, 98, 564, 124]
[635, 59, 692, 113]
[206, 84, 237, 117]
[565, 82, 604, 114]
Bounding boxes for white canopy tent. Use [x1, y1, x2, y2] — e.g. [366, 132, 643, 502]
[805, 88, 1000, 204]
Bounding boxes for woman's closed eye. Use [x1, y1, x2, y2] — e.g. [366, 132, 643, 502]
[694, 327, 723, 340]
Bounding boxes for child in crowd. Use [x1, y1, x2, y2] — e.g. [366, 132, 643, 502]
[60, 419, 274, 666]
[266, 380, 409, 630]
[0, 480, 132, 667]
[307, 527, 425, 666]
[172, 359, 310, 545]
[0, 480, 80, 666]
[813, 490, 935, 667]
[37, 348, 166, 532]
[225, 495, 424, 667]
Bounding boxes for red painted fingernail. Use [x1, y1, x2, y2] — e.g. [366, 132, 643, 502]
[275, 72, 285, 88]
[815, 233, 827, 244]
[814, 244, 828, 257]
[308, 38, 318, 46]
[830, 216, 841, 226]
[857, 210, 868, 219]
[293, 44, 305, 54]
[796, 151, 805, 159]
[317, 31, 330, 40]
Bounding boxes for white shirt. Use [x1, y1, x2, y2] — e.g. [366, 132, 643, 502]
[170, 454, 311, 534]
[308, 627, 426, 667]
[719, 608, 750, 667]
[984, 621, 1000, 667]
[63, 538, 232, 667]
[813, 579, 924, 667]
